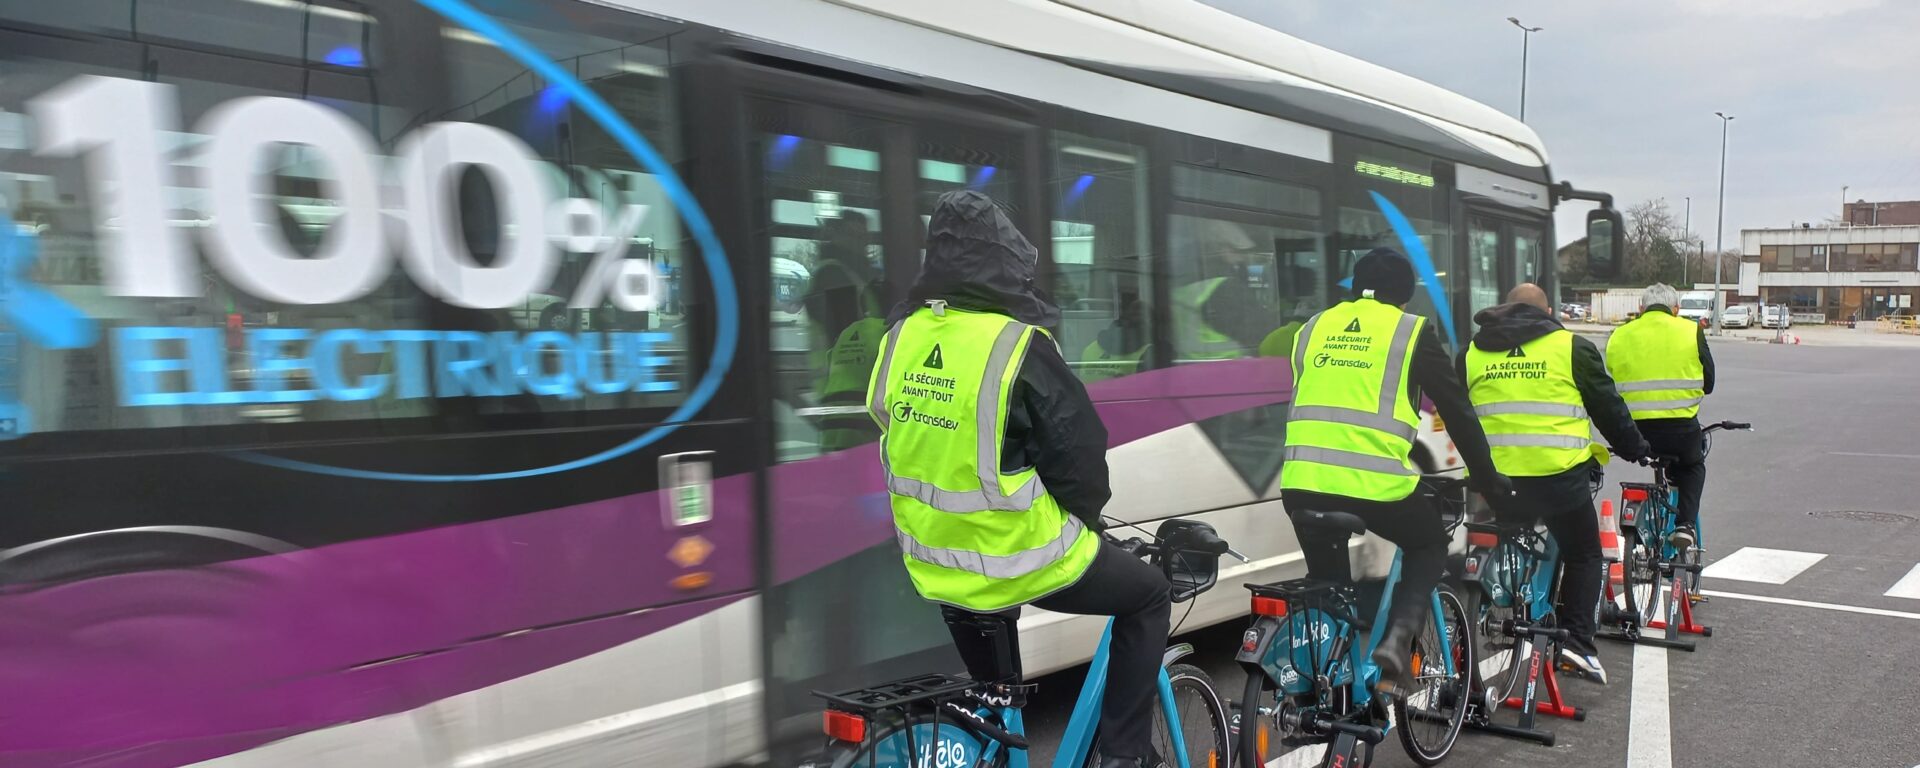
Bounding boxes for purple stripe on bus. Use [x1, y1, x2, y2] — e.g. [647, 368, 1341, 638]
[0, 358, 1303, 766]
[0, 481, 755, 764]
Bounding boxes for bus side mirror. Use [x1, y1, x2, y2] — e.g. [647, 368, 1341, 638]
[1586, 208, 1625, 281]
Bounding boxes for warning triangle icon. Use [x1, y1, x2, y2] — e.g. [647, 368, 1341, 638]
[1507, 346, 1527, 358]
[1343, 318, 1362, 333]
[923, 344, 944, 369]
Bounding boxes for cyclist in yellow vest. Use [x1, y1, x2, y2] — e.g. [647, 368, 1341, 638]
[1460, 283, 1650, 684]
[804, 212, 886, 451]
[869, 191, 1170, 768]
[1605, 283, 1717, 548]
[1281, 248, 1511, 698]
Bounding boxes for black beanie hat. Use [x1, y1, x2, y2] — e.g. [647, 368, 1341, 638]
[1351, 247, 1415, 305]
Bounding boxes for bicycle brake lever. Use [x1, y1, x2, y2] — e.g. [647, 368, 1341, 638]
[1224, 547, 1253, 564]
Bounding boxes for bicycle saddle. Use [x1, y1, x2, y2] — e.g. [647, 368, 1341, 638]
[1294, 509, 1368, 536]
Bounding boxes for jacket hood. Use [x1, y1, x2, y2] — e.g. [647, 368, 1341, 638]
[889, 190, 1060, 328]
[1470, 302, 1564, 352]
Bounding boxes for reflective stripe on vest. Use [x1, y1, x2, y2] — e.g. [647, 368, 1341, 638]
[1279, 298, 1425, 501]
[1605, 311, 1706, 420]
[896, 515, 1087, 580]
[1465, 329, 1593, 477]
[868, 305, 1097, 611]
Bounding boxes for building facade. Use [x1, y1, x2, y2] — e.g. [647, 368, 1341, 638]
[1845, 199, 1920, 227]
[1739, 225, 1920, 321]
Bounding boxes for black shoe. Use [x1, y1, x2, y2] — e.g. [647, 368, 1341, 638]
[1669, 525, 1697, 549]
[1370, 625, 1417, 700]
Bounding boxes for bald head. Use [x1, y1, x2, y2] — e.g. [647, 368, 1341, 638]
[1506, 283, 1551, 313]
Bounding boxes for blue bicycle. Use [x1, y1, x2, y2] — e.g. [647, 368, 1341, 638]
[798, 519, 1237, 768]
[1236, 475, 1476, 767]
[1604, 420, 1751, 649]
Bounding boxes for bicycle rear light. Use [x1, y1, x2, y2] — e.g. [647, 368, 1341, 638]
[1251, 595, 1289, 616]
[823, 710, 867, 743]
[1467, 531, 1500, 548]
[1621, 488, 1649, 502]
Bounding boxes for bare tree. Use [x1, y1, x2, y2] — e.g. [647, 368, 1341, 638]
[1625, 199, 1686, 286]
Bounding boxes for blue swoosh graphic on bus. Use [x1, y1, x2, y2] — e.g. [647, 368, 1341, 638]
[235, 0, 739, 482]
[0, 213, 98, 350]
[1368, 191, 1458, 348]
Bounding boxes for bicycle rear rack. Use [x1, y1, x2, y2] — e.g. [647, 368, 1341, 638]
[812, 673, 982, 715]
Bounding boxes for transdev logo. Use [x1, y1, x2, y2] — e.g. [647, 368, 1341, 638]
[0, 0, 739, 475]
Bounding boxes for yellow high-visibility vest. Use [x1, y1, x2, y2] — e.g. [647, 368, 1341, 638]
[868, 303, 1097, 611]
[1279, 298, 1425, 501]
[1606, 310, 1705, 420]
[1465, 330, 1593, 477]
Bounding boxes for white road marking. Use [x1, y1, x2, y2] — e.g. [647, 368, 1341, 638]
[1700, 547, 1826, 584]
[1885, 563, 1920, 600]
[1701, 589, 1920, 621]
[1627, 643, 1672, 768]
[1828, 451, 1920, 460]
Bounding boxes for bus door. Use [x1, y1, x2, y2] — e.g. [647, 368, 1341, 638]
[737, 58, 1039, 761]
[1464, 208, 1551, 317]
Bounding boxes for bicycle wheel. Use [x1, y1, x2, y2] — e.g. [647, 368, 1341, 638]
[1472, 554, 1529, 707]
[1395, 583, 1474, 765]
[1155, 664, 1231, 768]
[1623, 524, 1665, 628]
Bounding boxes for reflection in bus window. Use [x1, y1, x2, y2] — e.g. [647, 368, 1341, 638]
[757, 127, 888, 462]
[1049, 134, 1150, 384]
[1169, 215, 1322, 362]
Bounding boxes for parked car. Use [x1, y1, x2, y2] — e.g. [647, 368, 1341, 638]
[1559, 303, 1588, 321]
[1720, 305, 1753, 329]
[1761, 304, 1794, 329]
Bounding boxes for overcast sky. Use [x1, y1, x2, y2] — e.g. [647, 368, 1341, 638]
[1201, 0, 1920, 249]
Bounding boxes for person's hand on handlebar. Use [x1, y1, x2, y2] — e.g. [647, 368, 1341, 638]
[1611, 443, 1649, 464]
[1468, 470, 1515, 501]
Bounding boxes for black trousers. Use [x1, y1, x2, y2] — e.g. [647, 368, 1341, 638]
[1495, 492, 1604, 655]
[944, 540, 1171, 760]
[1644, 428, 1707, 528]
[1283, 490, 1450, 642]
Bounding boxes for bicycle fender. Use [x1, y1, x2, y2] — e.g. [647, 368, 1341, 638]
[1161, 642, 1194, 668]
[1235, 618, 1278, 667]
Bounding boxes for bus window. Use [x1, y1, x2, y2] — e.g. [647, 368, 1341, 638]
[1048, 132, 1151, 385]
[1167, 165, 1324, 364]
[1468, 216, 1503, 314]
[752, 109, 890, 462]
[1336, 139, 1457, 350]
[1514, 223, 1544, 288]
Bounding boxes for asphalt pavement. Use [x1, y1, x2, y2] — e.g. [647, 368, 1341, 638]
[1022, 339, 1920, 767]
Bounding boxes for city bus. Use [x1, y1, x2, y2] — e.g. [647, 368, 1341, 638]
[0, 1, 1616, 765]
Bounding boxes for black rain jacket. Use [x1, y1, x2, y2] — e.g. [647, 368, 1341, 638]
[1457, 302, 1651, 513]
[888, 191, 1111, 528]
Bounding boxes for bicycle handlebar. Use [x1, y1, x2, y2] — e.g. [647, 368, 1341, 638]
[1608, 420, 1752, 468]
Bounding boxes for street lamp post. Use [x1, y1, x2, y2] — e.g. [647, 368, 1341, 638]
[1713, 111, 1734, 335]
[1683, 196, 1692, 287]
[1508, 17, 1543, 121]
